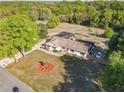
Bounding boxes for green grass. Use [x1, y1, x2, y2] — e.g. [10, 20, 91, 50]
[6, 50, 104, 92]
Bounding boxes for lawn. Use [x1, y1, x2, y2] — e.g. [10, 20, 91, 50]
[6, 50, 65, 91]
[6, 50, 104, 92]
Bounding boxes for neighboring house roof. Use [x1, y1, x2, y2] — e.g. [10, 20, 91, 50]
[46, 36, 89, 54]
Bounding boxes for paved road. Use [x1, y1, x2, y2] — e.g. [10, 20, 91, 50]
[0, 67, 33, 92]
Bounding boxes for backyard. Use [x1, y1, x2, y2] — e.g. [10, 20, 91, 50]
[6, 50, 105, 92]
[48, 23, 109, 50]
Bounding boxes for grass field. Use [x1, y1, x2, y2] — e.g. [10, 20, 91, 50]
[6, 50, 104, 92]
[6, 50, 65, 91]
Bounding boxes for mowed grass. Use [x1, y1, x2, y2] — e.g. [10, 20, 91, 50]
[6, 50, 65, 92]
[6, 50, 104, 92]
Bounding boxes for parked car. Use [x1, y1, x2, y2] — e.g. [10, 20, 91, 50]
[96, 52, 103, 58]
[12, 87, 19, 92]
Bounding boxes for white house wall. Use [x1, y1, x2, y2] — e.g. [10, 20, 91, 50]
[49, 46, 54, 51]
[74, 51, 84, 57]
[45, 44, 88, 58]
[67, 49, 73, 54]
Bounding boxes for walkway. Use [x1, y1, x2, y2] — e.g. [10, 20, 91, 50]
[0, 67, 33, 92]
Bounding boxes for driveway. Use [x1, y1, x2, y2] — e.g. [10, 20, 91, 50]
[0, 67, 33, 92]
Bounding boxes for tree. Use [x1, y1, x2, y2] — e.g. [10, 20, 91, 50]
[111, 10, 124, 29]
[104, 27, 113, 38]
[0, 19, 18, 60]
[68, 13, 75, 24]
[72, 13, 87, 25]
[99, 9, 113, 28]
[47, 16, 60, 28]
[109, 1, 124, 10]
[29, 8, 39, 21]
[109, 31, 124, 52]
[38, 8, 52, 20]
[86, 6, 100, 27]
[39, 24, 48, 38]
[117, 32, 124, 52]
[1, 1, 124, 30]
[0, 15, 39, 60]
[89, 1, 106, 10]
[100, 51, 124, 91]
[59, 15, 69, 22]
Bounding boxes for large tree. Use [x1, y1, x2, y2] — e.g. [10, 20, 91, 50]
[100, 51, 124, 91]
[0, 19, 18, 60]
[38, 8, 52, 20]
[86, 6, 99, 27]
[109, 31, 124, 52]
[99, 9, 113, 28]
[39, 24, 48, 38]
[47, 16, 60, 28]
[0, 15, 39, 60]
[111, 10, 124, 29]
[104, 27, 113, 39]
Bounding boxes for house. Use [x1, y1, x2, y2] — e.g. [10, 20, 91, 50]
[43, 32, 94, 58]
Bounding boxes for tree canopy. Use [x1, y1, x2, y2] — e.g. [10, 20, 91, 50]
[100, 51, 124, 91]
[0, 1, 124, 29]
[104, 27, 113, 38]
[47, 16, 60, 28]
[0, 15, 39, 59]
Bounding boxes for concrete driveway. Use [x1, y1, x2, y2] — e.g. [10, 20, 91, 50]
[0, 67, 33, 92]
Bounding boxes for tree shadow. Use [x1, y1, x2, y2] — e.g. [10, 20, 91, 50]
[53, 55, 104, 92]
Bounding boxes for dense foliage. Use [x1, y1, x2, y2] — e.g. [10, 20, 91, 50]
[101, 27, 124, 91]
[38, 8, 52, 20]
[100, 51, 124, 91]
[109, 30, 124, 52]
[0, 1, 124, 29]
[47, 16, 60, 28]
[39, 24, 48, 38]
[0, 15, 39, 59]
[104, 27, 113, 38]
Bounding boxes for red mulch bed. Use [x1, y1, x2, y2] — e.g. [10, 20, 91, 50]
[36, 63, 54, 73]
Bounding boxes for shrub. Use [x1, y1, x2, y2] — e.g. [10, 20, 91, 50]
[47, 16, 60, 28]
[100, 51, 124, 91]
[29, 9, 39, 21]
[104, 27, 113, 38]
[39, 24, 48, 38]
[59, 15, 68, 22]
[38, 8, 52, 20]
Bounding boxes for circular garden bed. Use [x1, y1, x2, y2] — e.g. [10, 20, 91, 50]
[36, 62, 54, 73]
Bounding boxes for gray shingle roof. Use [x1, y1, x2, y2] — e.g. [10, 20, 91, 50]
[46, 36, 89, 54]
[55, 32, 75, 39]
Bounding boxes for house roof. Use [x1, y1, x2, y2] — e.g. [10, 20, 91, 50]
[46, 36, 89, 54]
[55, 32, 75, 39]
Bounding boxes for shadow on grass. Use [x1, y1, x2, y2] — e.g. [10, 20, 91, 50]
[53, 54, 104, 92]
